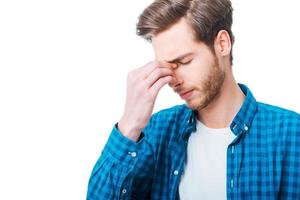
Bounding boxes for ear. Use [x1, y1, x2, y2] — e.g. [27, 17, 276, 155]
[214, 30, 231, 57]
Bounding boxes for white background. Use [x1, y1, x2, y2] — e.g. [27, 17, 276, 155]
[0, 0, 299, 199]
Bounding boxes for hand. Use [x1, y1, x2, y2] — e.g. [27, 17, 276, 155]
[118, 61, 176, 141]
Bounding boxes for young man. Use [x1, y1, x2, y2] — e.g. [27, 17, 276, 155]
[87, 0, 300, 199]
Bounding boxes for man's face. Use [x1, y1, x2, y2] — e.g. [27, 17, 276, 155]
[152, 18, 225, 111]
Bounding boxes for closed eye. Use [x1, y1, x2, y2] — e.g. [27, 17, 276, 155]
[177, 60, 192, 66]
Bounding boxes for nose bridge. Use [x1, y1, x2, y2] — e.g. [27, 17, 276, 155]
[174, 65, 185, 80]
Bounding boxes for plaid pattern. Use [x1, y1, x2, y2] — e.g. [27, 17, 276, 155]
[87, 84, 300, 200]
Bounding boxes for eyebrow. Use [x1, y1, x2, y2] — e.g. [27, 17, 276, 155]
[165, 52, 194, 63]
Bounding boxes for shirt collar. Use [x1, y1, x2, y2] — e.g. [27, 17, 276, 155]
[182, 83, 258, 139]
[230, 83, 258, 136]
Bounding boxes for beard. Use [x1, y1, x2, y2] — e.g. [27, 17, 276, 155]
[187, 57, 225, 111]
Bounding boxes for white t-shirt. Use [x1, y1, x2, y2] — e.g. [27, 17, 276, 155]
[179, 120, 236, 200]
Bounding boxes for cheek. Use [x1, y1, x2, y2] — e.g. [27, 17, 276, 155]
[188, 61, 211, 80]
[175, 56, 215, 84]
[177, 66, 202, 87]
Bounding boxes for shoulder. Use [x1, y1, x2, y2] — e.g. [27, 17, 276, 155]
[257, 102, 300, 121]
[151, 104, 190, 122]
[142, 104, 191, 140]
[256, 102, 300, 139]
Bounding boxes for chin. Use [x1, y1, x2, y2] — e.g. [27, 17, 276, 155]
[186, 98, 204, 110]
[185, 96, 209, 111]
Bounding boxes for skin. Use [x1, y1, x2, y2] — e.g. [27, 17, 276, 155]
[119, 17, 245, 141]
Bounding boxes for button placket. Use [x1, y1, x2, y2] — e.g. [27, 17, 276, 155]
[230, 144, 235, 191]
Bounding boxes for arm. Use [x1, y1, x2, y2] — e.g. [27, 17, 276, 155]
[87, 61, 176, 199]
[87, 123, 154, 199]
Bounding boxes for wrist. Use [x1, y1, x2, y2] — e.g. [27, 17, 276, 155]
[118, 117, 141, 142]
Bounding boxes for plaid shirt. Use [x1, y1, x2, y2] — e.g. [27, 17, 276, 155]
[87, 84, 300, 200]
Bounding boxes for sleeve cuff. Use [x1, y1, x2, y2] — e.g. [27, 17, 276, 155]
[101, 123, 145, 165]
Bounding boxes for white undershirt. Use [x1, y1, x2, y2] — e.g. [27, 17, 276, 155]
[179, 120, 236, 200]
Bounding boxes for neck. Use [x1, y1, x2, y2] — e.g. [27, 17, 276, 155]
[197, 72, 245, 129]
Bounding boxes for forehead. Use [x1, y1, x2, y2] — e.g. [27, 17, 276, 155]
[151, 18, 200, 61]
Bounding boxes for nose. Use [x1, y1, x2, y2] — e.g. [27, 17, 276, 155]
[168, 63, 183, 89]
[168, 74, 183, 89]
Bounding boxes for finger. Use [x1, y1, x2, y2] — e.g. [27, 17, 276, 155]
[149, 75, 173, 98]
[138, 60, 175, 79]
[144, 67, 174, 89]
[133, 61, 153, 74]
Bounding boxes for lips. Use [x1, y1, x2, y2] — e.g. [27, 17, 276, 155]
[179, 90, 193, 100]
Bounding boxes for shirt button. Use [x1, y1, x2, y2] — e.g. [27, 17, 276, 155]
[188, 116, 194, 123]
[128, 151, 137, 158]
[131, 152, 137, 157]
[232, 124, 237, 130]
[122, 188, 127, 194]
[173, 170, 179, 176]
[244, 124, 249, 131]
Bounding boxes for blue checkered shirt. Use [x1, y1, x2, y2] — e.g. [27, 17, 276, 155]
[87, 84, 300, 199]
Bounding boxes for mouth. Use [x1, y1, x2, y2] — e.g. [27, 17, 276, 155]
[179, 90, 194, 100]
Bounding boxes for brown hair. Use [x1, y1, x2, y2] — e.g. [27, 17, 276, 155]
[136, 0, 235, 64]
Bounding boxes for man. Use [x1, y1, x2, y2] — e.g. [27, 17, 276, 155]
[87, 0, 300, 199]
